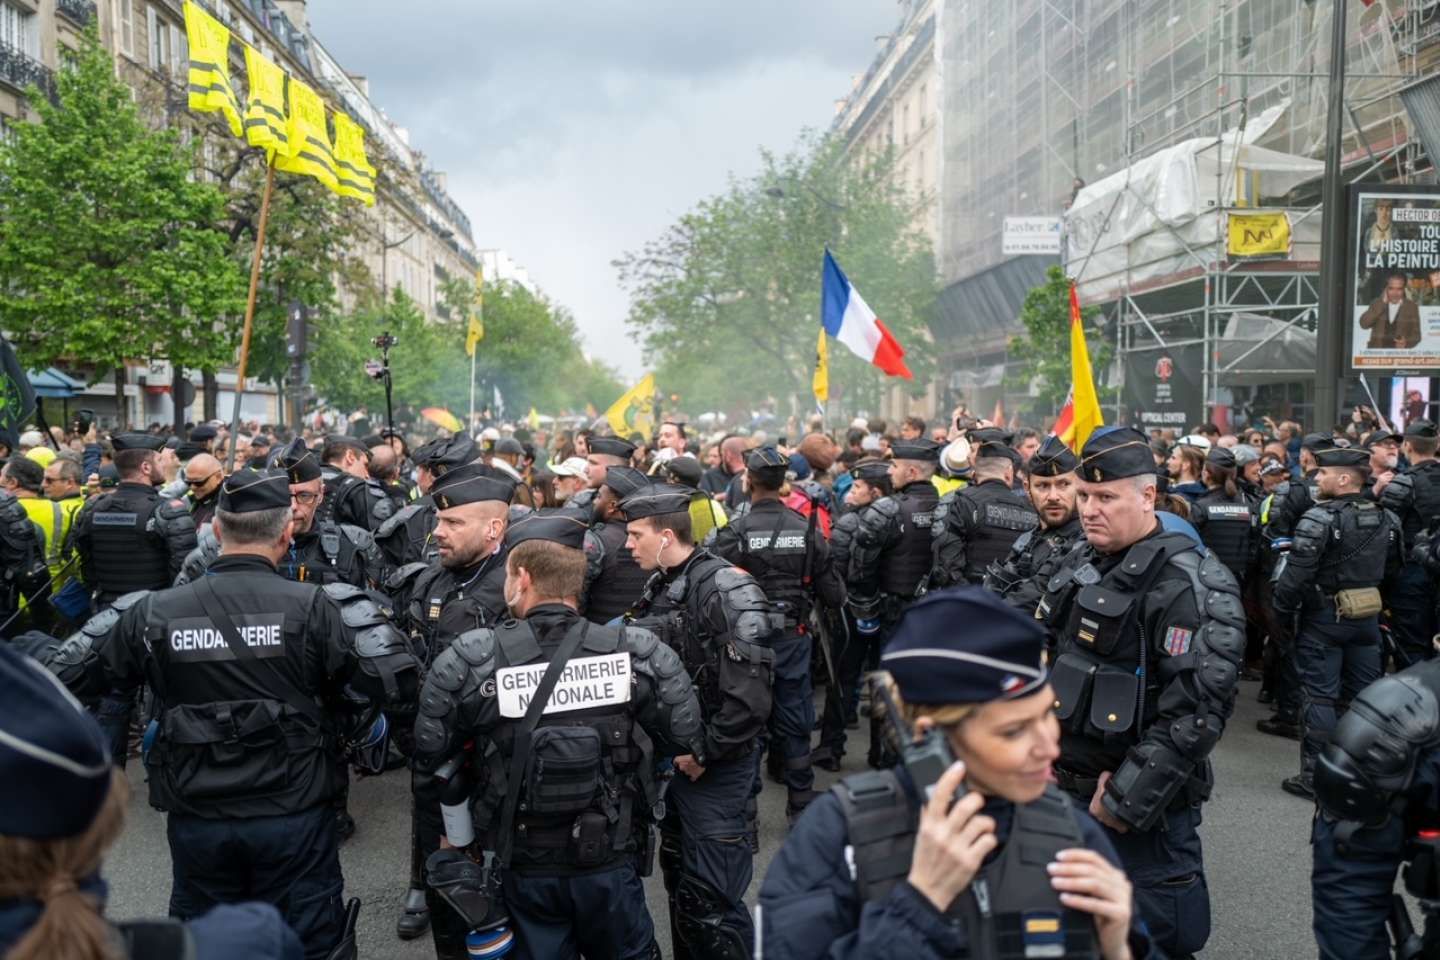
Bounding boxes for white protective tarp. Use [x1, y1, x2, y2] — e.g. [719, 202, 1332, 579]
[1064, 129, 1324, 304]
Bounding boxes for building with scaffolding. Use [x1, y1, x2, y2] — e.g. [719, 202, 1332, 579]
[937, 0, 1434, 429]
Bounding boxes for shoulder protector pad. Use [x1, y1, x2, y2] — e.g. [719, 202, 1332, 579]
[1011, 528, 1036, 553]
[1318, 669, 1440, 823]
[340, 524, 375, 549]
[452, 627, 498, 669]
[622, 624, 660, 660]
[713, 566, 767, 610]
[376, 502, 426, 539]
[352, 622, 409, 659]
[110, 590, 151, 613]
[1381, 472, 1414, 512]
[324, 584, 388, 629]
[154, 498, 191, 522]
[322, 582, 365, 603]
[869, 496, 901, 521]
[386, 561, 430, 593]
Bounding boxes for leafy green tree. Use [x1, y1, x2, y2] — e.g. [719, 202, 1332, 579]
[615, 132, 937, 415]
[1007, 265, 1112, 419]
[0, 26, 246, 427]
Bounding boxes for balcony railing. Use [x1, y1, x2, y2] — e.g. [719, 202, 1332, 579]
[57, 0, 98, 26]
[0, 43, 56, 102]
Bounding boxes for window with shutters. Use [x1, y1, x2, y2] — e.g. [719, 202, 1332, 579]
[114, 0, 135, 57]
[147, 5, 183, 77]
[0, 2, 35, 59]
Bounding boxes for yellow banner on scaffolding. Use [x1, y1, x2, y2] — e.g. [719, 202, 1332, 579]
[1227, 211, 1292, 260]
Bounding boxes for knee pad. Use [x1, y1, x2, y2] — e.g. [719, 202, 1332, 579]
[658, 827, 683, 883]
[673, 873, 748, 960]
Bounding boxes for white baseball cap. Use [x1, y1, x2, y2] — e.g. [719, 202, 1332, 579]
[551, 456, 588, 478]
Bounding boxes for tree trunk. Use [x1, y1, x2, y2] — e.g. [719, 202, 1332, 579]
[172, 365, 187, 436]
[114, 365, 128, 431]
[202, 370, 218, 421]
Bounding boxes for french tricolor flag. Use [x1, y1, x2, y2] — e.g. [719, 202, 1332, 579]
[821, 251, 912, 380]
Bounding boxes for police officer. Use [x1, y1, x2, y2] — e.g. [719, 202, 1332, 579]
[413, 513, 707, 959]
[1311, 660, 1440, 959]
[759, 587, 1153, 960]
[72, 432, 198, 763]
[1274, 445, 1401, 801]
[1266, 431, 1334, 542]
[578, 436, 636, 514]
[44, 468, 418, 960]
[706, 446, 845, 820]
[932, 439, 1038, 589]
[985, 434, 1082, 617]
[319, 435, 394, 532]
[374, 433, 478, 568]
[622, 482, 775, 959]
[1380, 418, 1440, 668]
[848, 438, 943, 767]
[1189, 446, 1256, 588]
[814, 459, 890, 772]
[178, 438, 386, 591]
[583, 464, 651, 624]
[1039, 426, 1245, 959]
[0, 486, 47, 638]
[389, 462, 517, 948]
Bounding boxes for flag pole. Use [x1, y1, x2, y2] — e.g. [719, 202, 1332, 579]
[226, 159, 275, 473]
[467, 348, 477, 435]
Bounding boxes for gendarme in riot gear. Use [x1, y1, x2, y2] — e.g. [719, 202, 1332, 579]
[1038, 426, 1244, 959]
[1189, 446, 1257, 588]
[985, 435, 1083, 617]
[583, 465, 651, 624]
[374, 433, 478, 568]
[622, 482, 775, 960]
[319, 435, 394, 533]
[413, 512, 706, 959]
[1380, 418, 1440, 670]
[44, 468, 418, 959]
[0, 487, 47, 637]
[932, 439, 1038, 589]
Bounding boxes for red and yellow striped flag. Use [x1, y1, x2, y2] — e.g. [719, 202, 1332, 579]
[1053, 283, 1104, 451]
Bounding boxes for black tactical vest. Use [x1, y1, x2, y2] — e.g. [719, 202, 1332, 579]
[284, 521, 361, 586]
[878, 482, 939, 599]
[86, 483, 172, 599]
[1313, 499, 1394, 594]
[956, 482, 1039, 583]
[728, 501, 812, 632]
[407, 556, 509, 663]
[1402, 460, 1440, 546]
[140, 573, 343, 819]
[484, 618, 653, 871]
[585, 519, 650, 624]
[834, 770, 1097, 960]
[1193, 489, 1254, 584]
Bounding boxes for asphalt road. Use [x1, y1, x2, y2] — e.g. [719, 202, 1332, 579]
[105, 679, 1350, 958]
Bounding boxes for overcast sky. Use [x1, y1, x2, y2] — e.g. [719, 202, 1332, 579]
[305, 1, 900, 377]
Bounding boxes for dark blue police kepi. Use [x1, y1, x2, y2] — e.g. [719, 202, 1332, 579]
[1314, 446, 1372, 469]
[217, 468, 291, 513]
[890, 439, 942, 462]
[0, 645, 112, 838]
[277, 437, 322, 483]
[974, 440, 1021, 465]
[619, 483, 694, 520]
[881, 586, 1047, 705]
[746, 445, 788, 472]
[589, 437, 636, 460]
[112, 432, 166, 452]
[1405, 419, 1438, 440]
[1206, 446, 1236, 470]
[601, 465, 650, 499]
[506, 512, 589, 550]
[1027, 435, 1078, 477]
[850, 459, 891, 482]
[431, 462, 516, 509]
[1078, 426, 1155, 482]
[412, 433, 476, 474]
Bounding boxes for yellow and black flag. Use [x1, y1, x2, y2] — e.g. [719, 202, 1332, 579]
[242, 45, 288, 155]
[332, 112, 376, 207]
[275, 79, 339, 193]
[184, 1, 242, 137]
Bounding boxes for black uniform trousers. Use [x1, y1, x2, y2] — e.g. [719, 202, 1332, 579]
[502, 862, 656, 960]
[1387, 562, 1436, 669]
[660, 751, 755, 958]
[167, 804, 344, 960]
[817, 610, 864, 764]
[1259, 579, 1302, 723]
[1063, 793, 1210, 959]
[1311, 813, 1410, 960]
[411, 770, 471, 959]
[1296, 611, 1382, 778]
[752, 632, 814, 805]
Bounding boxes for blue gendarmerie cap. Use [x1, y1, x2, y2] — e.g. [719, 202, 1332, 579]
[277, 437, 322, 483]
[0, 644, 112, 838]
[1314, 446, 1372, 470]
[1364, 428, 1399, 449]
[1406, 419, 1438, 440]
[189, 424, 217, 443]
[217, 468, 291, 513]
[970, 427, 1015, 446]
[620, 483, 693, 520]
[747, 445, 787, 475]
[506, 512, 589, 550]
[1301, 432, 1336, 452]
[112, 432, 165, 453]
[1026, 435, 1078, 477]
[851, 459, 891, 483]
[974, 440, 1021, 465]
[1206, 446, 1236, 470]
[1078, 426, 1155, 482]
[588, 437, 636, 460]
[881, 586, 1047, 706]
[890, 439, 942, 462]
[431, 462, 516, 509]
[412, 434, 476, 474]
[601, 465, 649, 499]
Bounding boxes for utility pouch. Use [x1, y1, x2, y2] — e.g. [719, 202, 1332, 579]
[636, 821, 657, 878]
[1071, 585, 1134, 656]
[573, 810, 610, 866]
[1049, 654, 1096, 733]
[1334, 587, 1383, 620]
[1088, 665, 1139, 736]
[151, 700, 293, 805]
[524, 725, 602, 816]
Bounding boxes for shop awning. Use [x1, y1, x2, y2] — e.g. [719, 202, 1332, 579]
[27, 367, 85, 398]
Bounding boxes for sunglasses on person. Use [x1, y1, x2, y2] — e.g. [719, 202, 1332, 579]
[185, 472, 220, 487]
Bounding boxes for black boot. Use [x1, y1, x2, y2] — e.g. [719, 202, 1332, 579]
[395, 886, 429, 940]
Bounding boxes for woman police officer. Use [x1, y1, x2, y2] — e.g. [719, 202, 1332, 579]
[757, 587, 1153, 960]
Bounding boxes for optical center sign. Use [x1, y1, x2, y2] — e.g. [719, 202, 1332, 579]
[1347, 185, 1440, 373]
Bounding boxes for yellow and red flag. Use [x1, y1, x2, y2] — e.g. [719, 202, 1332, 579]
[1052, 283, 1104, 451]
